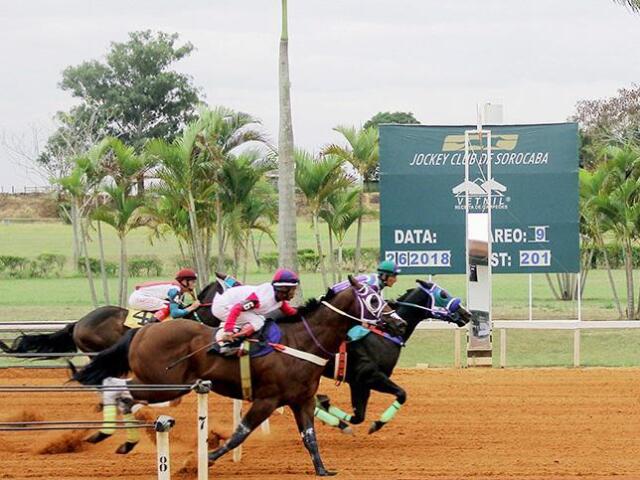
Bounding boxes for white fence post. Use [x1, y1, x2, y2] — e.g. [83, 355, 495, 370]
[454, 329, 461, 368]
[500, 328, 507, 368]
[194, 381, 211, 480]
[573, 329, 581, 367]
[155, 415, 175, 480]
[232, 399, 243, 462]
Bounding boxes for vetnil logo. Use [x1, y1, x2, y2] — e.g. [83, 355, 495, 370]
[451, 177, 509, 212]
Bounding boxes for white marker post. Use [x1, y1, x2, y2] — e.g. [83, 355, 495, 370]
[155, 415, 175, 480]
[194, 380, 212, 480]
[232, 399, 243, 462]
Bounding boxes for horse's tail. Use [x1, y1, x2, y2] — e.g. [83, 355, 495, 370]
[0, 322, 77, 356]
[72, 328, 139, 385]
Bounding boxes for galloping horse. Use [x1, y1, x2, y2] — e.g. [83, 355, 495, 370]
[0, 276, 228, 356]
[316, 279, 471, 434]
[72, 276, 406, 476]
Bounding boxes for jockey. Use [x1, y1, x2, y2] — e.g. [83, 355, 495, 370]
[127, 268, 201, 322]
[212, 268, 300, 350]
[352, 260, 401, 296]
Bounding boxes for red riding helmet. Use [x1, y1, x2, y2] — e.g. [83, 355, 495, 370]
[271, 268, 300, 289]
[175, 268, 198, 282]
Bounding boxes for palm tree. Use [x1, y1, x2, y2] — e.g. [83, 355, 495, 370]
[324, 125, 378, 272]
[95, 137, 149, 306]
[295, 150, 352, 289]
[320, 188, 365, 281]
[146, 122, 214, 288]
[591, 145, 640, 319]
[197, 106, 267, 272]
[219, 151, 276, 278]
[278, 0, 300, 279]
[579, 168, 623, 317]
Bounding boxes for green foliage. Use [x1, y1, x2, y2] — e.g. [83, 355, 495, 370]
[259, 253, 279, 272]
[338, 247, 379, 271]
[78, 258, 118, 277]
[59, 30, 201, 149]
[128, 255, 163, 277]
[29, 254, 66, 278]
[0, 256, 30, 277]
[363, 111, 419, 130]
[297, 249, 320, 272]
[590, 244, 640, 269]
[209, 256, 234, 272]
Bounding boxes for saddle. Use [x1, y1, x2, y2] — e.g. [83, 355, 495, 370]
[208, 321, 282, 358]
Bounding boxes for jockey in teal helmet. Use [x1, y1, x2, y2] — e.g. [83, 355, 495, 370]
[332, 260, 400, 298]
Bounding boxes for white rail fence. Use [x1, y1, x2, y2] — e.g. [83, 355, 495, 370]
[3, 320, 640, 369]
[416, 320, 640, 368]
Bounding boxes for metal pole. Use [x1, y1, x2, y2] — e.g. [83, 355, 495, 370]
[577, 271, 582, 322]
[232, 399, 243, 462]
[155, 416, 175, 480]
[573, 328, 581, 367]
[194, 381, 211, 480]
[454, 329, 461, 368]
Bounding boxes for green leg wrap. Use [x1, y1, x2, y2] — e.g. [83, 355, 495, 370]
[379, 400, 402, 423]
[101, 404, 117, 435]
[124, 413, 140, 443]
[328, 405, 352, 423]
[314, 407, 341, 427]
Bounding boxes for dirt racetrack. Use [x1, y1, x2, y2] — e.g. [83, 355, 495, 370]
[1, 367, 639, 480]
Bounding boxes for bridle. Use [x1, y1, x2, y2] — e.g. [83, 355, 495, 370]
[320, 283, 400, 326]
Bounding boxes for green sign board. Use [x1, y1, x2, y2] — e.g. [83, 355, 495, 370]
[379, 123, 579, 274]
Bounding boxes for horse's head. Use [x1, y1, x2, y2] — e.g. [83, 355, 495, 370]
[343, 275, 407, 337]
[394, 279, 471, 328]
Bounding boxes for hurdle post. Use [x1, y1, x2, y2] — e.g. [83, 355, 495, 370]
[155, 415, 175, 480]
[232, 399, 243, 462]
[193, 380, 212, 480]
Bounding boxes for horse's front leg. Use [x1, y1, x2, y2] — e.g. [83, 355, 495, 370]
[292, 398, 336, 477]
[349, 383, 371, 425]
[367, 373, 406, 434]
[208, 398, 277, 464]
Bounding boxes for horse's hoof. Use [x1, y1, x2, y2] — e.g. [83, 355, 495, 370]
[85, 431, 111, 444]
[317, 469, 338, 476]
[338, 421, 354, 436]
[115, 441, 138, 454]
[368, 420, 385, 434]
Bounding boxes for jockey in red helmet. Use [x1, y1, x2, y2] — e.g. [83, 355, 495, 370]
[211, 268, 299, 350]
[128, 268, 201, 322]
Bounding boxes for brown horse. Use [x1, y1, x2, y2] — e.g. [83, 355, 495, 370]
[72, 276, 406, 476]
[0, 276, 229, 357]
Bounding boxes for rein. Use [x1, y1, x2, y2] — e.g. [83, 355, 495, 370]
[302, 316, 334, 357]
[320, 300, 381, 325]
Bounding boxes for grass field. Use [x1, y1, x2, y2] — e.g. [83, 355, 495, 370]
[0, 221, 638, 368]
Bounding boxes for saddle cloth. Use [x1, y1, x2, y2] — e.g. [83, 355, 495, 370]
[208, 320, 282, 358]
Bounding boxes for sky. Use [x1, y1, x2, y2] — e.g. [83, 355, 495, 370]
[1, 0, 639, 188]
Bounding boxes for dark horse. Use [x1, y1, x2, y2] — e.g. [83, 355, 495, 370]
[315, 279, 471, 434]
[72, 276, 406, 476]
[0, 276, 229, 356]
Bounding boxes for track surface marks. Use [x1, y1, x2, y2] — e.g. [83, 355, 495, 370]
[0, 368, 639, 479]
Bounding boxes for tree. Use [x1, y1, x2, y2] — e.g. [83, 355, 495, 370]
[197, 106, 267, 272]
[589, 144, 640, 319]
[571, 85, 640, 155]
[93, 138, 149, 306]
[278, 0, 300, 282]
[295, 150, 352, 288]
[325, 126, 379, 273]
[363, 111, 419, 130]
[320, 188, 365, 282]
[219, 152, 276, 280]
[147, 122, 213, 288]
[60, 30, 201, 150]
[613, 0, 640, 12]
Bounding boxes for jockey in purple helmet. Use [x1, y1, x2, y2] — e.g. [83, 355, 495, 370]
[333, 260, 400, 298]
[211, 268, 300, 350]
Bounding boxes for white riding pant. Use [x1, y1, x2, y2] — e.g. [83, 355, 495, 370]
[102, 377, 133, 408]
[128, 291, 167, 312]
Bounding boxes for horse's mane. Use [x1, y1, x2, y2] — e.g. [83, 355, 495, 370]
[197, 281, 220, 301]
[276, 288, 337, 324]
